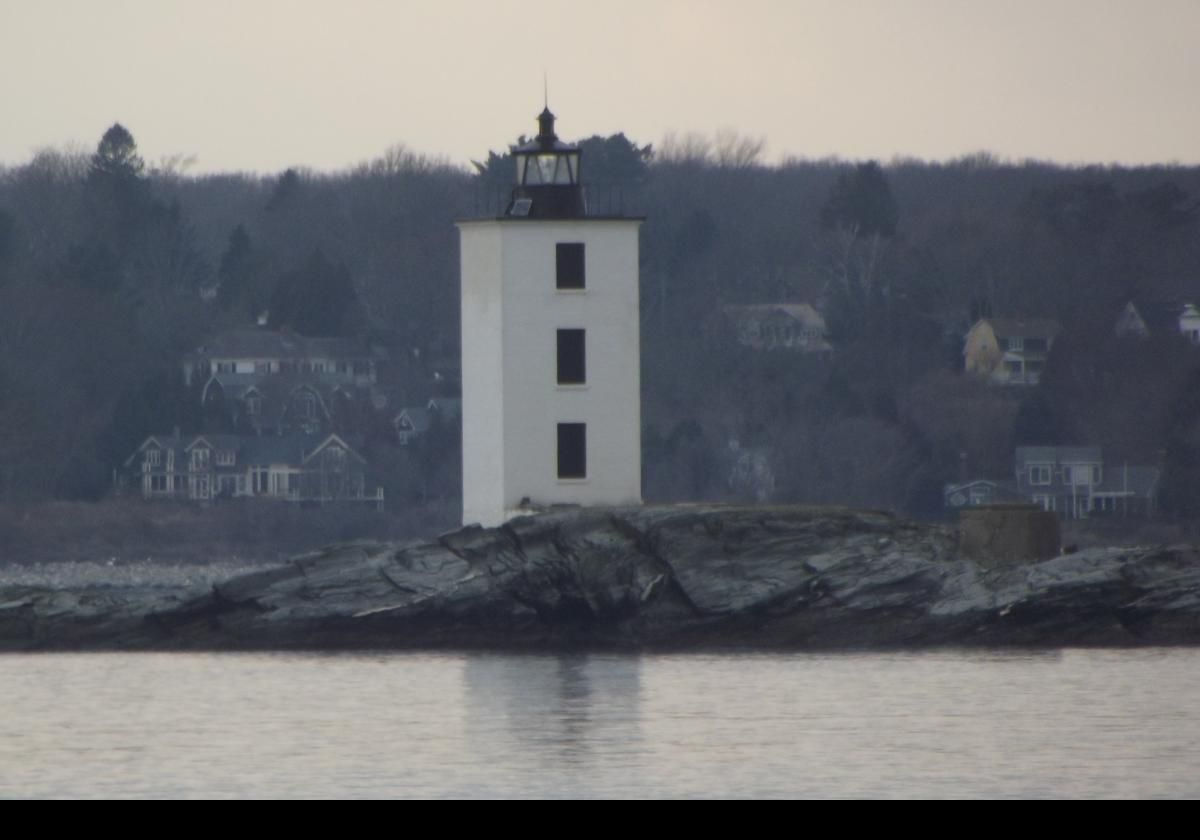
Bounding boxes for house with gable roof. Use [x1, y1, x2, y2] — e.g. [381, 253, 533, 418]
[1113, 298, 1200, 344]
[946, 446, 1160, 519]
[393, 397, 462, 445]
[943, 478, 1025, 510]
[963, 317, 1060, 385]
[121, 431, 383, 508]
[185, 327, 387, 437]
[722, 303, 833, 356]
[201, 374, 361, 436]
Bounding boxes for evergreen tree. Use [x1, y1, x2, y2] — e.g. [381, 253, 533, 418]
[0, 209, 14, 286]
[89, 123, 145, 181]
[266, 168, 301, 212]
[85, 123, 152, 252]
[215, 224, 257, 314]
[577, 133, 652, 184]
[821, 161, 898, 238]
[269, 249, 359, 336]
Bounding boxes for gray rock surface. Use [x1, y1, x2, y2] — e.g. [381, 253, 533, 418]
[3, 504, 1200, 650]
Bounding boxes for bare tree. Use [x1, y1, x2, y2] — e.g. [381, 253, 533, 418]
[657, 131, 713, 165]
[713, 129, 766, 169]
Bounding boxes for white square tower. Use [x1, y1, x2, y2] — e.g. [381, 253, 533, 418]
[458, 107, 642, 527]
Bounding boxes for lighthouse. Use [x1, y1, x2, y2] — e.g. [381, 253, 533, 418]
[457, 107, 643, 527]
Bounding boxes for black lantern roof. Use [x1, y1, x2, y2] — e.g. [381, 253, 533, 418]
[506, 106, 585, 218]
[511, 107, 580, 155]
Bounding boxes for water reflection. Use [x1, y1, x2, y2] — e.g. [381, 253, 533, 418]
[462, 654, 643, 792]
[3, 649, 1200, 797]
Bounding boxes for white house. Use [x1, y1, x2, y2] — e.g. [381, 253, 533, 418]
[1113, 299, 1200, 344]
[722, 303, 833, 356]
[1015, 445, 1158, 519]
[457, 106, 642, 527]
[121, 432, 383, 508]
[182, 328, 378, 388]
[1178, 303, 1200, 344]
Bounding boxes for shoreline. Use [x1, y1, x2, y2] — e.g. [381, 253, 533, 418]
[4, 504, 1200, 652]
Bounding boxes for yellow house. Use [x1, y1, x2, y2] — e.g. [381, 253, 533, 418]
[964, 317, 1060, 385]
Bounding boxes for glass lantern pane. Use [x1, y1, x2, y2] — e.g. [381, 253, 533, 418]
[523, 155, 541, 185]
[515, 156, 527, 184]
[554, 153, 575, 184]
[537, 154, 558, 184]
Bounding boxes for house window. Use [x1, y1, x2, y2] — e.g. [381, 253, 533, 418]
[216, 450, 235, 467]
[145, 449, 161, 467]
[1064, 465, 1083, 485]
[557, 329, 586, 385]
[1007, 337, 1024, 352]
[1063, 465, 1098, 486]
[297, 391, 317, 419]
[556, 243, 585, 290]
[1033, 494, 1055, 512]
[150, 475, 167, 492]
[191, 448, 210, 470]
[325, 446, 345, 468]
[1029, 465, 1052, 485]
[246, 395, 261, 416]
[557, 423, 587, 479]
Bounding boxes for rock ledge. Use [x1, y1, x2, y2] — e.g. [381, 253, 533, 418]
[4, 504, 1200, 650]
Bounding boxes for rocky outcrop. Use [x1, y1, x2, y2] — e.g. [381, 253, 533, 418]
[4, 504, 1200, 650]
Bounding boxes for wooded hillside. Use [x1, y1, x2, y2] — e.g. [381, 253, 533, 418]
[2, 124, 1199, 525]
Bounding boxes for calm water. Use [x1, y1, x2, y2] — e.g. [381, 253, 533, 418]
[2, 649, 1198, 798]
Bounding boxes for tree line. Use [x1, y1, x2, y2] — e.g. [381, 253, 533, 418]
[1, 123, 1199, 522]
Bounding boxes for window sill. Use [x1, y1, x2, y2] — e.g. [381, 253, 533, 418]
[555, 288, 587, 295]
[557, 477, 589, 484]
[556, 383, 589, 390]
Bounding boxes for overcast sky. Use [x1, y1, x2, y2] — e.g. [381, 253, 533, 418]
[2, 0, 1197, 174]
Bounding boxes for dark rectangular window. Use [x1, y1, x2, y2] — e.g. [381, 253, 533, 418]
[557, 329, 586, 385]
[557, 423, 586, 479]
[556, 242, 585, 289]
